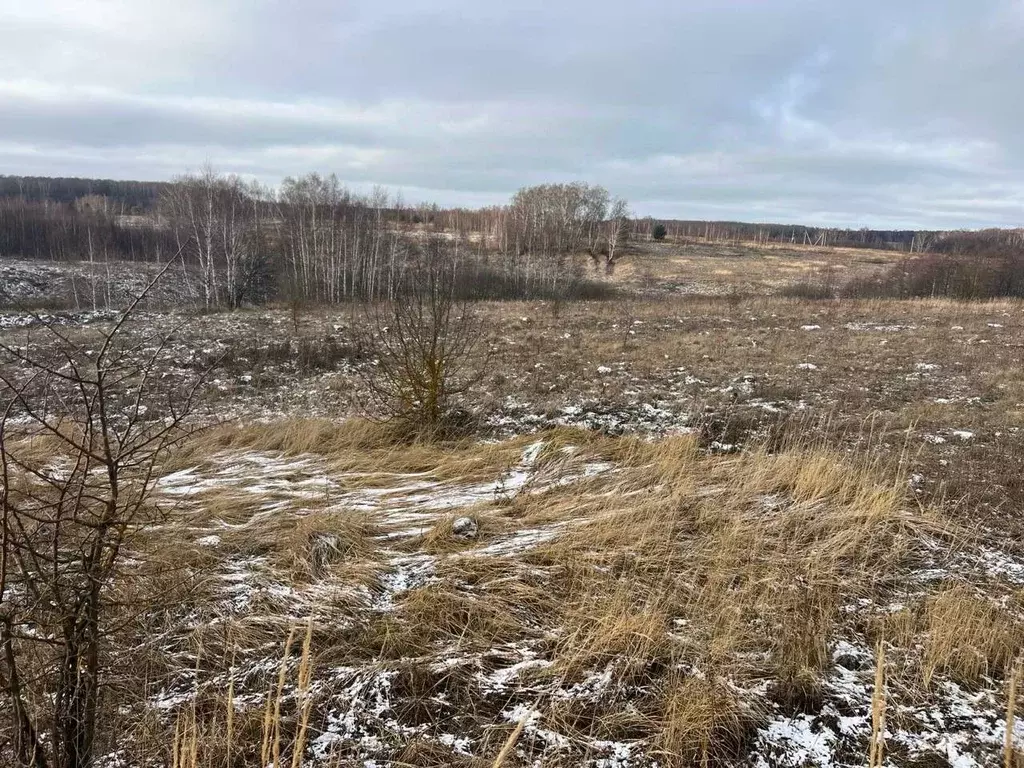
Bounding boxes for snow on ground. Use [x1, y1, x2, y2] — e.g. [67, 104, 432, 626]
[155, 438, 614, 616]
[138, 435, 1024, 767]
[0, 258, 198, 311]
[488, 397, 692, 436]
[158, 438, 587, 541]
[0, 307, 122, 330]
[843, 322, 919, 332]
[754, 639, 1024, 768]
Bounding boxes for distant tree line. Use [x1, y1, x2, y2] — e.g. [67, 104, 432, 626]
[635, 218, 937, 252]
[0, 172, 1020, 306]
[0, 197, 179, 263]
[782, 227, 1024, 300]
[0, 172, 632, 306]
[930, 228, 1024, 257]
[0, 175, 169, 212]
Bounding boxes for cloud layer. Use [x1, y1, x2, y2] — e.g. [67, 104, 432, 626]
[1, 0, 1022, 227]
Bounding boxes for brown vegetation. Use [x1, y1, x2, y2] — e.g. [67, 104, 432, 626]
[1, 414, 999, 766]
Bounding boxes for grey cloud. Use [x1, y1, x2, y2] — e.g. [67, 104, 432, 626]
[0, 0, 1022, 228]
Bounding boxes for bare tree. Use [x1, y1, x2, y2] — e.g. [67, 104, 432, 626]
[598, 198, 631, 275]
[0, 262, 206, 768]
[278, 173, 402, 303]
[358, 242, 486, 434]
[505, 182, 611, 260]
[162, 168, 273, 309]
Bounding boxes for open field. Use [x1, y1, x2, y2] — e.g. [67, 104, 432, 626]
[613, 240, 905, 296]
[3, 241, 1024, 767]
[1, 0, 1020, 763]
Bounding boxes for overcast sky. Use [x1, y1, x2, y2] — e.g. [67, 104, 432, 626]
[1, 0, 1022, 228]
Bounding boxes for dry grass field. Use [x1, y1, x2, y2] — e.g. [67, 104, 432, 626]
[613, 240, 904, 295]
[4, 240, 1024, 767]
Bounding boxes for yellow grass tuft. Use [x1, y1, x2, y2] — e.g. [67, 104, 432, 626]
[557, 585, 672, 681]
[655, 676, 759, 767]
[922, 585, 1021, 688]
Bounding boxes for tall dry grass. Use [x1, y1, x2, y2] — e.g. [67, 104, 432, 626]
[170, 620, 316, 768]
[922, 585, 1021, 688]
[83, 419, 1013, 767]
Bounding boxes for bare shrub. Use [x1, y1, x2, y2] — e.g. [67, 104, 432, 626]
[0, 264, 205, 768]
[358, 244, 487, 435]
[842, 249, 1024, 300]
[779, 265, 839, 299]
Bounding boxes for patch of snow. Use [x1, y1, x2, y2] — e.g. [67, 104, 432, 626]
[481, 658, 553, 693]
[975, 547, 1024, 584]
[753, 716, 834, 768]
[844, 322, 918, 332]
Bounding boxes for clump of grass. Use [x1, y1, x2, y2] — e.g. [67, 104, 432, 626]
[922, 585, 1021, 688]
[184, 417, 401, 457]
[414, 510, 496, 553]
[170, 621, 316, 768]
[654, 676, 760, 767]
[766, 572, 836, 712]
[281, 511, 377, 580]
[557, 585, 673, 681]
[215, 509, 377, 581]
[537, 442, 943, 714]
[369, 579, 526, 657]
[399, 738, 479, 766]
